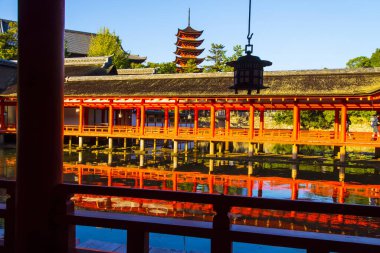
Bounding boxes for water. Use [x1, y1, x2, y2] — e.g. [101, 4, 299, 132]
[1, 145, 379, 252]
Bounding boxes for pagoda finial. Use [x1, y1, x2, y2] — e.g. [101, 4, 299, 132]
[188, 8, 191, 26]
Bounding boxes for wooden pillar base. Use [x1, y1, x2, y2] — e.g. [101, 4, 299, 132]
[292, 144, 298, 160]
[339, 146, 346, 162]
[375, 147, 380, 159]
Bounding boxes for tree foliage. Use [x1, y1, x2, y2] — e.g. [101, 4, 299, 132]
[147, 62, 177, 74]
[370, 48, 380, 67]
[204, 43, 227, 72]
[88, 27, 129, 68]
[346, 56, 372, 68]
[346, 48, 380, 68]
[0, 21, 18, 60]
[183, 59, 199, 73]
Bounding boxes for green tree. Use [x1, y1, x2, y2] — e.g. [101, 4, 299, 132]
[346, 56, 372, 68]
[370, 48, 380, 67]
[183, 59, 199, 73]
[204, 43, 227, 72]
[224, 45, 245, 72]
[230, 45, 244, 61]
[146, 62, 176, 74]
[0, 21, 18, 60]
[273, 110, 334, 129]
[88, 27, 129, 68]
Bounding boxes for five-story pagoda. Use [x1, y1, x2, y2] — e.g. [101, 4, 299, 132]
[174, 9, 204, 72]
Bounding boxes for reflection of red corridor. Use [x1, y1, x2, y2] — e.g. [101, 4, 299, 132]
[64, 164, 380, 202]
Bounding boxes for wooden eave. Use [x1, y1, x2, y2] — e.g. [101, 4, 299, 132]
[175, 56, 205, 65]
[174, 47, 204, 55]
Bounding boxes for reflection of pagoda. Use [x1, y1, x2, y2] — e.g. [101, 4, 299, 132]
[174, 9, 204, 72]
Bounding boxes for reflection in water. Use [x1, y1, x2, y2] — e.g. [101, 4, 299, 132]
[0, 147, 379, 238]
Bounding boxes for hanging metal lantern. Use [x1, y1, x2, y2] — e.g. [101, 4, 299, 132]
[227, 0, 272, 95]
[227, 53, 271, 94]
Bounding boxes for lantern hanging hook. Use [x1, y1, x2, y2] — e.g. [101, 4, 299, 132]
[245, 0, 254, 54]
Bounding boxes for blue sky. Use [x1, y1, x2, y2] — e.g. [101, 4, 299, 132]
[1, 0, 379, 70]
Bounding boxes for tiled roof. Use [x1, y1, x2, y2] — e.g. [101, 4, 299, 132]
[4, 68, 379, 98]
[117, 68, 156, 75]
[64, 30, 95, 56]
[1, 19, 147, 62]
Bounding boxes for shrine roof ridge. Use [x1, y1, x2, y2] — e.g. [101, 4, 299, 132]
[65, 67, 380, 82]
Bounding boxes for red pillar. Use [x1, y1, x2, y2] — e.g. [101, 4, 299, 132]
[208, 175, 214, 194]
[210, 105, 215, 137]
[259, 109, 264, 137]
[79, 104, 84, 133]
[291, 182, 299, 200]
[77, 167, 82, 185]
[173, 173, 178, 191]
[164, 107, 169, 133]
[174, 105, 179, 136]
[292, 105, 300, 141]
[140, 105, 145, 135]
[108, 105, 113, 134]
[16, 0, 73, 252]
[340, 105, 347, 142]
[334, 109, 340, 140]
[249, 105, 255, 140]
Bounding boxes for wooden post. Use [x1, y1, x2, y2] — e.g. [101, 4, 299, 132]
[340, 105, 347, 142]
[107, 168, 112, 186]
[334, 109, 339, 140]
[164, 107, 169, 134]
[174, 105, 179, 136]
[194, 107, 199, 135]
[140, 105, 145, 135]
[16, 0, 75, 252]
[108, 105, 113, 134]
[173, 173, 177, 191]
[212, 197, 232, 253]
[173, 140, 178, 154]
[79, 104, 84, 133]
[249, 105, 255, 140]
[136, 107, 140, 132]
[108, 138, 113, 150]
[259, 108, 264, 137]
[210, 105, 215, 137]
[225, 108, 230, 137]
[292, 105, 300, 141]
[292, 144, 298, 160]
[0, 100, 5, 130]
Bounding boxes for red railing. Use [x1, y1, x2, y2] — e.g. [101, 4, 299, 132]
[0, 179, 379, 253]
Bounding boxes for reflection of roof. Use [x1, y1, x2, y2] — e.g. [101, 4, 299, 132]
[3, 68, 380, 98]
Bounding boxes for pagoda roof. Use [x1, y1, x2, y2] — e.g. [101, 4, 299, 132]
[176, 26, 203, 38]
[174, 47, 204, 56]
[175, 38, 204, 47]
[175, 56, 205, 65]
[3, 68, 380, 98]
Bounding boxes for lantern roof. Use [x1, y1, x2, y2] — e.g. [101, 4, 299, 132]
[227, 54, 272, 68]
